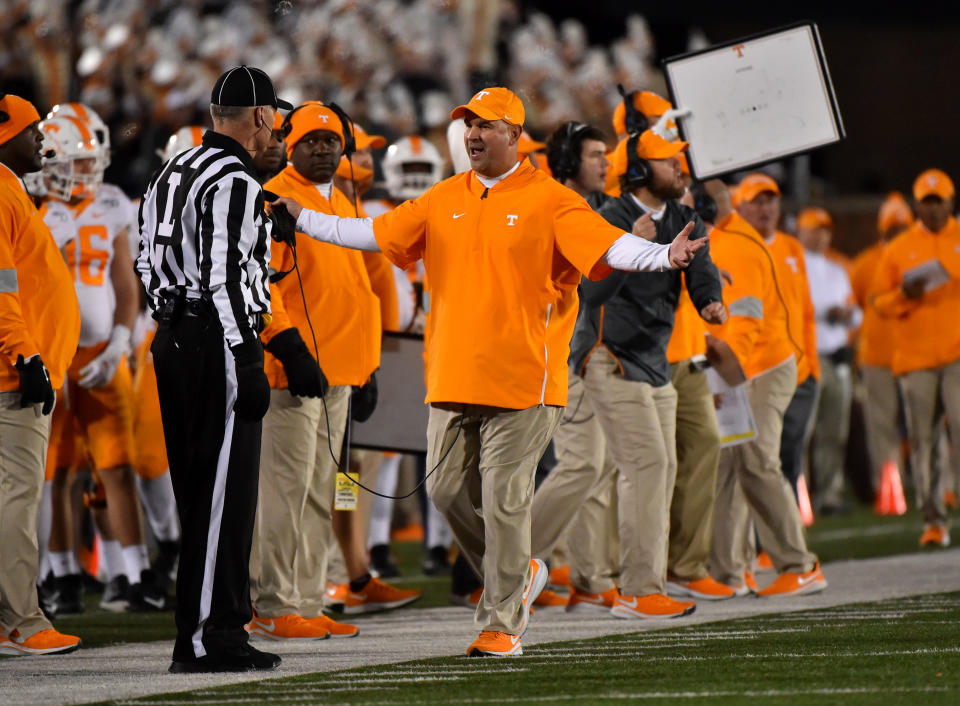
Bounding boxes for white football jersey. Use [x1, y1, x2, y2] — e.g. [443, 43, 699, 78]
[40, 199, 78, 250]
[56, 184, 137, 347]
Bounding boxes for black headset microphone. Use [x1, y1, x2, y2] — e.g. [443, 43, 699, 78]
[616, 84, 652, 189]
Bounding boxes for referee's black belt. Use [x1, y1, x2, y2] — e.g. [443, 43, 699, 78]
[157, 297, 267, 333]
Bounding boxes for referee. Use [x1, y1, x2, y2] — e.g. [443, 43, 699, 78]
[137, 66, 290, 673]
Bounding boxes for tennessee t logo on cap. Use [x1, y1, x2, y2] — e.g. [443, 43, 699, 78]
[450, 87, 525, 127]
[211, 66, 293, 110]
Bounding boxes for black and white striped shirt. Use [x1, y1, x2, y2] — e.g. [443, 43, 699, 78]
[137, 131, 271, 348]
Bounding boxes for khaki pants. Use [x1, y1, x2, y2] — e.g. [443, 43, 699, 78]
[250, 385, 350, 618]
[811, 355, 853, 509]
[710, 358, 816, 584]
[0, 391, 53, 638]
[899, 359, 960, 527]
[581, 349, 678, 597]
[427, 402, 561, 634]
[861, 365, 902, 490]
[531, 375, 618, 594]
[669, 360, 721, 580]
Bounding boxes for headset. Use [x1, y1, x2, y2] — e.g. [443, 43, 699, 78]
[551, 121, 592, 184]
[617, 83, 649, 135]
[278, 100, 356, 161]
[616, 84, 652, 189]
[689, 181, 718, 225]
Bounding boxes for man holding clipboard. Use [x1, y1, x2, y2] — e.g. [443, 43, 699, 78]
[872, 168, 960, 548]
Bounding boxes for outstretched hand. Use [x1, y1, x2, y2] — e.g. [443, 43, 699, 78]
[668, 221, 707, 268]
[269, 196, 304, 223]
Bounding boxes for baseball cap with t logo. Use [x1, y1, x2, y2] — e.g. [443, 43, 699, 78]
[211, 66, 293, 110]
[450, 87, 525, 126]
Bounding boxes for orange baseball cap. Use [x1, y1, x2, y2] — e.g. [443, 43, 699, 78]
[913, 168, 955, 201]
[612, 90, 672, 136]
[353, 123, 386, 151]
[450, 87, 525, 126]
[271, 111, 285, 131]
[335, 154, 373, 181]
[877, 191, 914, 233]
[0, 94, 42, 146]
[737, 173, 781, 203]
[796, 207, 833, 231]
[518, 130, 545, 155]
[284, 103, 344, 156]
[610, 131, 688, 176]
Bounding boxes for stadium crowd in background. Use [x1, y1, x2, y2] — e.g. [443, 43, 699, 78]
[1, 0, 958, 666]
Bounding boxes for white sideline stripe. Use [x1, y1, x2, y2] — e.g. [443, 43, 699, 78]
[812, 523, 909, 541]
[526, 646, 960, 660]
[191, 342, 239, 658]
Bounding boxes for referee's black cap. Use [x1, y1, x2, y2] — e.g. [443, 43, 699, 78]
[211, 66, 293, 111]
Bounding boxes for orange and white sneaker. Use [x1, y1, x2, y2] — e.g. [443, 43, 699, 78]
[325, 583, 348, 611]
[343, 577, 420, 614]
[731, 571, 759, 597]
[533, 588, 568, 608]
[611, 593, 695, 619]
[919, 524, 951, 547]
[246, 613, 330, 641]
[466, 630, 522, 657]
[0, 627, 81, 655]
[548, 564, 571, 590]
[666, 575, 735, 601]
[304, 614, 359, 638]
[945, 490, 959, 509]
[451, 587, 483, 608]
[755, 551, 775, 572]
[566, 587, 619, 613]
[518, 558, 548, 637]
[756, 562, 827, 597]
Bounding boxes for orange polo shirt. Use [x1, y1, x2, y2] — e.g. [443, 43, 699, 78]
[0, 164, 80, 391]
[766, 231, 820, 382]
[666, 284, 706, 364]
[706, 213, 794, 378]
[262, 165, 381, 388]
[872, 217, 960, 375]
[372, 159, 622, 409]
[850, 242, 892, 368]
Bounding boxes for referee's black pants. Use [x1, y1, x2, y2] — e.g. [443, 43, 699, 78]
[152, 306, 261, 662]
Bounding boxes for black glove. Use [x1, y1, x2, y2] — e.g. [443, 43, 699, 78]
[264, 328, 327, 398]
[16, 354, 55, 415]
[351, 372, 378, 422]
[263, 191, 297, 247]
[230, 339, 270, 422]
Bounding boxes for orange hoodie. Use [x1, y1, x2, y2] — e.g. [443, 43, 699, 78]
[850, 241, 891, 368]
[872, 217, 960, 375]
[666, 283, 706, 364]
[706, 213, 795, 378]
[0, 164, 80, 391]
[766, 231, 820, 382]
[262, 165, 381, 388]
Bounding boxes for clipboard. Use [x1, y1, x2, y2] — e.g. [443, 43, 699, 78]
[903, 259, 950, 293]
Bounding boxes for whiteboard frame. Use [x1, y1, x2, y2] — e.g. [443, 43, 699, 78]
[662, 21, 845, 180]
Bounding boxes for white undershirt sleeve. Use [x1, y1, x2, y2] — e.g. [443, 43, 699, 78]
[602, 233, 674, 272]
[295, 209, 381, 252]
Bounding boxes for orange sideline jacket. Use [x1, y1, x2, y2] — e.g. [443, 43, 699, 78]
[767, 231, 820, 382]
[371, 159, 623, 409]
[871, 217, 960, 375]
[666, 283, 706, 364]
[849, 242, 892, 368]
[262, 165, 381, 388]
[0, 164, 80, 391]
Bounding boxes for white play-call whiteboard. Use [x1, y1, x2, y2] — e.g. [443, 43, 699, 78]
[664, 22, 844, 179]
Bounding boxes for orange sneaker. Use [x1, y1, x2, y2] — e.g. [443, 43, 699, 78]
[666, 575, 735, 601]
[611, 593, 695, 619]
[518, 558, 548, 637]
[325, 583, 348, 611]
[533, 588, 568, 608]
[246, 613, 330, 641]
[0, 627, 81, 655]
[945, 490, 959, 509]
[919, 524, 951, 547]
[756, 562, 827, 597]
[755, 551, 775, 572]
[466, 630, 522, 657]
[304, 614, 359, 638]
[390, 523, 424, 543]
[343, 577, 420, 614]
[451, 586, 483, 608]
[566, 587, 619, 613]
[548, 564, 571, 590]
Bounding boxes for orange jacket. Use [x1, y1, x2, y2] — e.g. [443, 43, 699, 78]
[706, 213, 794, 378]
[849, 242, 891, 368]
[871, 217, 960, 375]
[262, 166, 381, 388]
[766, 231, 820, 382]
[0, 164, 80, 391]
[372, 159, 622, 409]
[362, 250, 400, 332]
[666, 283, 706, 364]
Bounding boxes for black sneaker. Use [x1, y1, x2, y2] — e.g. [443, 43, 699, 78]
[54, 574, 85, 615]
[369, 544, 400, 579]
[169, 644, 281, 673]
[100, 575, 130, 612]
[129, 569, 174, 611]
[153, 540, 180, 584]
[423, 545, 451, 576]
[37, 577, 59, 619]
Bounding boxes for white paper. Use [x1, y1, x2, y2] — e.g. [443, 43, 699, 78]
[903, 259, 950, 293]
[705, 368, 757, 448]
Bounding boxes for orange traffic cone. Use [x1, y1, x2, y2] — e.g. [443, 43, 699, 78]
[874, 461, 907, 516]
[797, 474, 815, 527]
